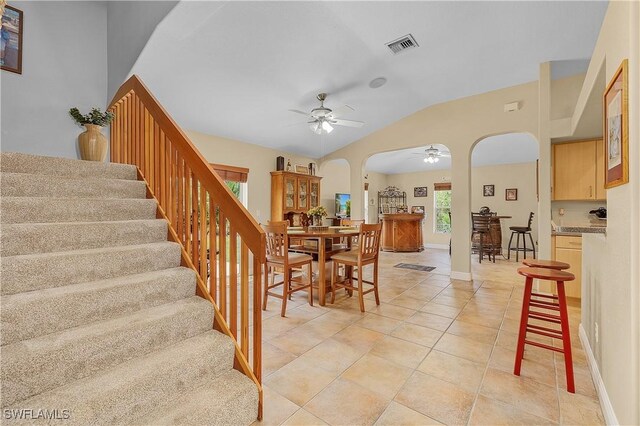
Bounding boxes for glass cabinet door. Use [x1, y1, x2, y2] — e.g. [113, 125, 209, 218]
[297, 178, 308, 211]
[284, 176, 296, 210]
[310, 181, 319, 208]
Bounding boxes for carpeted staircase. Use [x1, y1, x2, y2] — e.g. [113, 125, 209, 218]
[0, 152, 258, 425]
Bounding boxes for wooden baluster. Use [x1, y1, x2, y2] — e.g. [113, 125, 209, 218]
[185, 164, 192, 258]
[114, 105, 120, 162]
[176, 153, 184, 245]
[240, 241, 249, 357]
[143, 109, 150, 176]
[229, 225, 238, 338]
[160, 131, 166, 209]
[209, 197, 217, 301]
[109, 109, 115, 162]
[253, 255, 263, 383]
[138, 100, 144, 170]
[122, 96, 128, 164]
[132, 95, 138, 167]
[199, 185, 207, 282]
[169, 142, 176, 229]
[218, 211, 227, 321]
[191, 173, 199, 269]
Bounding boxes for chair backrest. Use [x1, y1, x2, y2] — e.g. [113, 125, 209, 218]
[341, 219, 364, 227]
[526, 212, 535, 230]
[263, 222, 289, 264]
[358, 223, 382, 261]
[471, 213, 492, 232]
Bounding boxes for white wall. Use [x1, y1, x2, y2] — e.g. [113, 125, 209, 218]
[106, 1, 177, 99]
[577, 2, 640, 424]
[1, 1, 107, 159]
[319, 159, 350, 217]
[471, 162, 539, 249]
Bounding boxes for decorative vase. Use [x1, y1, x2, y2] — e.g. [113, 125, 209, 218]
[313, 215, 323, 226]
[78, 124, 108, 161]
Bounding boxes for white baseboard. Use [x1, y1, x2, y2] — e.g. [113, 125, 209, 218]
[579, 324, 619, 425]
[425, 243, 449, 250]
[450, 271, 472, 281]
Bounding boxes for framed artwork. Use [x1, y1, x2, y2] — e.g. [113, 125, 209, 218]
[603, 59, 628, 188]
[411, 206, 424, 214]
[505, 188, 518, 201]
[414, 186, 427, 197]
[1, 5, 23, 74]
[294, 164, 309, 175]
[483, 184, 495, 197]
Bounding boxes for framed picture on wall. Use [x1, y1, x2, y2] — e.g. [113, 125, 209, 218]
[411, 206, 424, 214]
[505, 188, 518, 201]
[414, 186, 427, 197]
[483, 185, 495, 197]
[604, 59, 628, 189]
[294, 164, 309, 174]
[1, 5, 23, 74]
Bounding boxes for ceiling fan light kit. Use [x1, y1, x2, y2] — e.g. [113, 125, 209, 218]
[290, 92, 364, 135]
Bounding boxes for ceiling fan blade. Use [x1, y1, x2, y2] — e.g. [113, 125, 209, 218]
[328, 105, 355, 119]
[331, 118, 364, 128]
[438, 152, 451, 157]
[288, 109, 310, 117]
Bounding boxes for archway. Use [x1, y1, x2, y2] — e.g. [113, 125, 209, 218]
[469, 133, 539, 264]
[364, 144, 453, 248]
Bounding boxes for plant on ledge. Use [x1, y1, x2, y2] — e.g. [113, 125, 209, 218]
[69, 107, 115, 127]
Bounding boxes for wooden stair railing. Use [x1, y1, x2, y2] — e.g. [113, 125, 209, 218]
[108, 75, 265, 419]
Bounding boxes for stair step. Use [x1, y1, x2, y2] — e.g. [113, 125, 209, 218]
[4, 331, 235, 424]
[0, 219, 168, 256]
[1, 296, 214, 407]
[1, 267, 196, 346]
[1, 172, 147, 199]
[0, 152, 137, 180]
[1, 242, 181, 295]
[0, 197, 157, 224]
[145, 369, 259, 425]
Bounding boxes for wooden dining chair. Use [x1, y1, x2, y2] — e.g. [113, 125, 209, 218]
[263, 222, 313, 317]
[330, 223, 382, 312]
[335, 218, 365, 249]
[471, 213, 496, 263]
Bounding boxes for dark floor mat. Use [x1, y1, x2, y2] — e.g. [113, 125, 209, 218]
[393, 263, 436, 272]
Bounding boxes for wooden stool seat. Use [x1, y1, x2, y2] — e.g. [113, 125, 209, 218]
[514, 266, 576, 393]
[522, 259, 570, 270]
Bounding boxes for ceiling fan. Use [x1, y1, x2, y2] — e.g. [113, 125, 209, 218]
[289, 93, 364, 135]
[412, 145, 451, 163]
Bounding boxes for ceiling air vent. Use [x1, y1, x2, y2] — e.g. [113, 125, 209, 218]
[386, 34, 419, 55]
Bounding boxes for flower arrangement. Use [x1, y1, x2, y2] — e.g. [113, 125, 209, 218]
[307, 206, 328, 217]
[69, 107, 115, 127]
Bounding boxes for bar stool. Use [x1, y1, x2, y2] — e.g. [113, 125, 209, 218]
[514, 266, 576, 393]
[508, 212, 536, 261]
[522, 259, 570, 270]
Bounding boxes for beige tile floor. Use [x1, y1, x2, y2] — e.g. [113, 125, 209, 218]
[255, 249, 604, 426]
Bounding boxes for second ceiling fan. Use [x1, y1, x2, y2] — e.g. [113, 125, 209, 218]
[412, 145, 451, 163]
[289, 93, 364, 134]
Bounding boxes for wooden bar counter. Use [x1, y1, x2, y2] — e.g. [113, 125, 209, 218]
[379, 213, 425, 252]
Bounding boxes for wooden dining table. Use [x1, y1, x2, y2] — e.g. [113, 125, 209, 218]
[287, 227, 359, 306]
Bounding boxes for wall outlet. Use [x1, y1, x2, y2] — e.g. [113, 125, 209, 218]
[595, 322, 599, 343]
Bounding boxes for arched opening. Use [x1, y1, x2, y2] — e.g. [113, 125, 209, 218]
[365, 144, 453, 249]
[469, 133, 539, 265]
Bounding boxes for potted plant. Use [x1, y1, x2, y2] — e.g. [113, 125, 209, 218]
[307, 205, 328, 226]
[69, 107, 115, 161]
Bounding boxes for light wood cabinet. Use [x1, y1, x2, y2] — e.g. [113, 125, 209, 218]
[271, 171, 321, 221]
[379, 213, 424, 252]
[552, 139, 606, 201]
[553, 235, 582, 299]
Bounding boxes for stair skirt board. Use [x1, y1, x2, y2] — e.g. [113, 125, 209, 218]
[0, 152, 258, 425]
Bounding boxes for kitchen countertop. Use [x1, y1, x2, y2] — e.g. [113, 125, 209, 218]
[551, 220, 607, 236]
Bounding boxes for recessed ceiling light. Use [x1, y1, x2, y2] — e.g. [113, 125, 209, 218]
[369, 77, 387, 89]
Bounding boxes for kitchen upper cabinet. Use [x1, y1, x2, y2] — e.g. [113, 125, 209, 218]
[270, 171, 322, 221]
[552, 139, 606, 201]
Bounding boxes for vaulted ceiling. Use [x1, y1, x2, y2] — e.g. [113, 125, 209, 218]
[132, 1, 608, 159]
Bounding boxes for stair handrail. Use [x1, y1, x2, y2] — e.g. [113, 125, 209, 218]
[108, 74, 265, 419]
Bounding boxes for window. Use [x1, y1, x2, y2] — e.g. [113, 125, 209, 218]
[434, 183, 451, 233]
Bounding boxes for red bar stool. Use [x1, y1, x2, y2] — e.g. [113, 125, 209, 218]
[514, 266, 576, 393]
[522, 259, 570, 270]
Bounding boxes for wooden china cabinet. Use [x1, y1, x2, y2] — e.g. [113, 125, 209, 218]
[270, 171, 322, 222]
